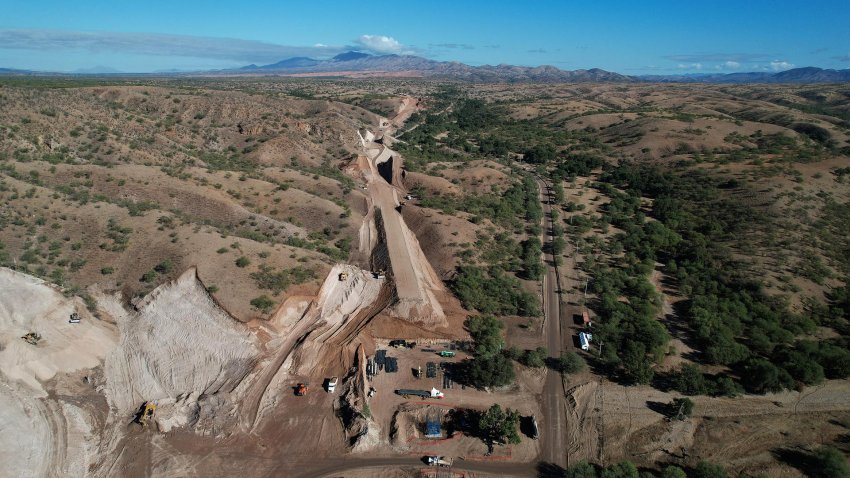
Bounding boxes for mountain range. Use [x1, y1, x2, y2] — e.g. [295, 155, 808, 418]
[227, 52, 850, 83]
[3, 51, 850, 83]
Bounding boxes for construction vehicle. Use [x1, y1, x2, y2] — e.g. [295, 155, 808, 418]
[135, 402, 157, 428]
[425, 456, 453, 467]
[338, 271, 349, 281]
[69, 312, 81, 324]
[295, 383, 308, 396]
[438, 350, 456, 358]
[326, 377, 338, 393]
[372, 270, 386, 279]
[21, 332, 41, 345]
[395, 388, 444, 399]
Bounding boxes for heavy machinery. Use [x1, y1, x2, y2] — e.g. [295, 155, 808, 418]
[438, 350, 455, 358]
[338, 271, 349, 281]
[395, 388, 444, 399]
[326, 377, 338, 393]
[69, 312, 81, 324]
[425, 456, 453, 467]
[21, 332, 41, 345]
[295, 383, 308, 396]
[135, 402, 157, 428]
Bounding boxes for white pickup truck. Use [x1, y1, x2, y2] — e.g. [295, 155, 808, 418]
[426, 456, 453, 467]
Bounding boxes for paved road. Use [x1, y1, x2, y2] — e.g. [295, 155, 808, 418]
[537, 177, 569, 470]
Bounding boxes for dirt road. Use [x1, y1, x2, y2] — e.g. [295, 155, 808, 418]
[287, 456, 537, 478]
[537, 177, 569, 469]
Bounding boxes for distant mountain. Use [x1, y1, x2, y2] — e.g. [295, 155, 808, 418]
[638, 67, 850, 84]
[332, 51, 370, 62]
[73, 65, 123, 74]
[0, 67, 35, 75]
[230, 51, 633, 82]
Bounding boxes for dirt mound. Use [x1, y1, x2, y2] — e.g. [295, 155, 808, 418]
[104, 267, 260, 415]
[565, 380, 601, 462]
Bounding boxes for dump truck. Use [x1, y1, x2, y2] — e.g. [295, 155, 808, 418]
[295, 383, 308, 396]
[326, 377, 338, 393]
[530, 415, 540, 440]
[396, 388, 444, 399]
[135, 402, 157, 428]
[438, 350, 456, 358]
[21, 332, 41, 345]
[425, 456, 453, 467]
[582, 310, 592, 327]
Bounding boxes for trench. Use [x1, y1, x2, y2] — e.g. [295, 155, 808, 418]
[377, 156, 394, 185]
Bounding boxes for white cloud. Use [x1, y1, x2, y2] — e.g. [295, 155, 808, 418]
[354, 34, 407, 54]
[770, 60, 794, 71]
[677, 62, 702, 70]
[723, 60, 740, 69]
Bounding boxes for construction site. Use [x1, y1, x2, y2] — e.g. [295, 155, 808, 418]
[2, 78, 850, 478]
[0, 99, 545, 477]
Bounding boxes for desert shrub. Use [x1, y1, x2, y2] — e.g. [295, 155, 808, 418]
[808, 446, 850, 478]
[250, 265, 315, 295]
[235, 256, 251, 268]
[249, 295, 275, 312]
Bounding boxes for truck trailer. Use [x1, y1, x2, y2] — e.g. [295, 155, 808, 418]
[579, 332, 592, 351]
[395, 388, 444, 399]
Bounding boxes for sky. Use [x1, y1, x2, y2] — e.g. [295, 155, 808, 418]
[1, 0, 849, 74]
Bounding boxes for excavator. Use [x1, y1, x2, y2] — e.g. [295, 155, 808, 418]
[295, 383, 308, 396]
[338, 271, 349, 281]
[135, 402, 157, 428]
[21, 332, 41, 345]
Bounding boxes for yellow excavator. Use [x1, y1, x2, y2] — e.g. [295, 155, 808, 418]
[135, 402, 157, 428]
[339, 271, 349, 281]
[21, 332, 41, 346]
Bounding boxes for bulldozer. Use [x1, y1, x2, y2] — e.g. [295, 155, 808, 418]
[135, 402, 157, 428]
[21, 332, 41, 346]
[338, 271, 349, 281]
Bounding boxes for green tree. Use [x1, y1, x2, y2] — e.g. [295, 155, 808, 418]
[810, 446, 850, 478]
[566, 462, 598, 478]
[660, 466, 687, 478]
[519, 347, 547, 368]
[601, 461, 639, 478]
[672, 364, 707, 395]
[692, 461, 727, 478]
[477, 404, 521, 446]
[556, 351, 587, 374]
[669, 397, 694, 419]
[466, 315, 505, 357]
[466, 353, 515, 388]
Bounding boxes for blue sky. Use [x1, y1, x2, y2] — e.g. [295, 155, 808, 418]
[1, 0, 848, 73]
